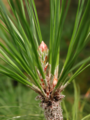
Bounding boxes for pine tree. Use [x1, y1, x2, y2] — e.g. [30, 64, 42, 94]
[0, 0, 90, 119]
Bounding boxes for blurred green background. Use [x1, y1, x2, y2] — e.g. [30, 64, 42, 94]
[0, 0, 90, 120]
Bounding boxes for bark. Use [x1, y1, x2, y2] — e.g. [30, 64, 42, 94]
[36, 93, 65, 120]
[40, 100, 63, 120]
